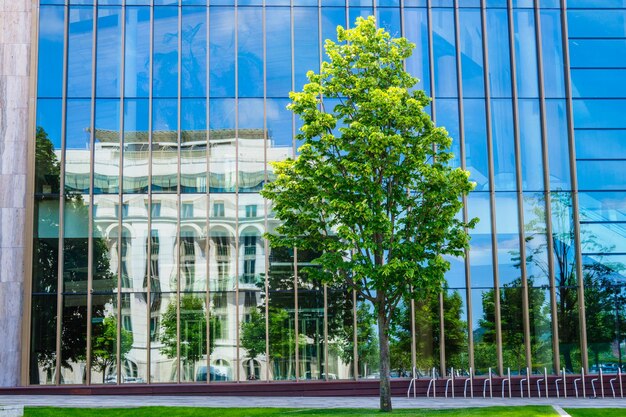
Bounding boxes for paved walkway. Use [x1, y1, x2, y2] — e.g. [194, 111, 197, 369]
[0, 395, 625, 409]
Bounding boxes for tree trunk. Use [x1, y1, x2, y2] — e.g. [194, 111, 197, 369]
[378, 307, 392, 412]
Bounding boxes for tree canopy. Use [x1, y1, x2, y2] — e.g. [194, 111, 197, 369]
[261, 16, 475, 411]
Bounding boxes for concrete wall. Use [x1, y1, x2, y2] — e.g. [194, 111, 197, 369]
[0, 0, 32, 387]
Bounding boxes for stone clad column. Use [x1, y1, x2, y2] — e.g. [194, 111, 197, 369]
[0, 0, 32, 387]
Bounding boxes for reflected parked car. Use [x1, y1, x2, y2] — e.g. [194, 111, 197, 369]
[195, 365, 230, 382]
[104, 375, 145, 384]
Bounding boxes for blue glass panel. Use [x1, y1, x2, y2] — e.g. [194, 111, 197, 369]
[349, 8, 374, 28]
[124, 6, 150, 98]
[122, 98, 149, 194]
[568, 10, 626, 38]
[322, 0, 346, 6]
[267, 7, 292, 97]
[512, 0, 532, 7]
[181, 7, 207, 98]
[540, 0, 559, 7]
[152, 99, 178, 193]
[294, 0, 318, 5]
[209, 7, 235, 98]
[467, 192, 495, 288]
[436, 99, 460, 168]
[573, 100, 626, 129]
[267, 98, 293, 154]
[568, 0, 626, 8]
[432, 9, 458, 98]
[545, 100, 571, 191]
[65, 99, 92, 194]
[41, 0, 65, 4]
[154, 0, 177, 4]
[578, 161, 626, 191]
[96, 6, 122, 98]
[36, 99, 63, 150]
[581, 223, 626, 254]
[459, 9, 485, 98]
[351, 0, 374, 7]
[294, 7, 319, 93]
[238, 99, 264, 193]
[94, 99, 120, 194]
[518, 99, 544, 192]
[514, 9, 538, 98]
[495, 192, 521, 286]
[404, 7, 431, 96]
[579, 191, 626, 223]
[126, 0, 151, 4]
[377, 7, 401, 38]
[238, 99, 264, 130]
[238, 8, 263, 98]
[182, 0, 207, 4]
[152, 99, 178, 133]
[491, 99, 516, 191]
[404, 0, 427, 6]
[444, 256, 465, 289]
[459, 0, 480, 7]
[431, 0, 453, 6]
[266, 0, 291, 5]
[486, 9, 511, 98]
[540, 10, 565, 99]
[575, 129, 626, 160]
[209, 99, 236, 193]
[38, 6, 65, 98]
[523, 193, 550, 288]
[153, 7, 178, 98]
[572, 69, 626, 99]
[463, 99, 489, 191]
[67, 6, 94, 98]
[570, 39, 626, 69]
[486, 0, 507, 6]
[377, 0, 400, 6]
[322, 8, 346, 46]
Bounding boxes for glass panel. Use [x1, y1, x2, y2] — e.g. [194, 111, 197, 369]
[529, 287, 554, 373]
[570, 39, 626, 69]
[30, 295, 58, 385]
[65, 99, 91, 195]
[297, 249, 325, 381]
[579, 192, 626, 223]
[294, 7, 319, 94]
[523, 193, 550, 288]
[357, 297, 381, 379]
[151, 99, 178, 193]
[350, 8, 374, 28]
[568, 10, 626, 38]
[575, 130, 626, 161]
[389, 299, 412, 378]
[124, 6, 150, 98]
[152, 292, 177, 382]
[266, 98, 293, 180]
[92, 195, 119, 293]
[404, 7, 431, 96]
[179, 293, 208, 382]
[96, 6, 122, 98]
[545, 100, 571, 191]
[435, 99, 460, 169]
[153, 6, 178, 98]
[120, 292, 148, 383]
[209, 99, 236, 193]
[518, 99, 544, 192]
[577, 161, 626, 191]
[90, 294, 120, 384]
[94, 99, 120, 194]
[459, 9, 485, 98]
[540, 10, 564, 99]
[472, 288, 498, 375]
[321, 8, 347, 47]
[513, 9, 538, 99]
[209, 194, 237, 381]
[486, 9, 511, 99]
[238, 7, 263, 98]
[123, 98, 149, 194]
[33, 197, 60, 294]
[377, 7, 401, 39]
[60, 295, 88, 384]
[35, 99, 62, 195]
[267, 7, 292, 98]
[67, 6, 94, 98]
[495, 192, 521, 287]
[38, 6, 65, 98]
[326, 287, 354, 380]
[463, 99, 489, 190]
[63, 195, 90, 294]
[209, 7, 235, 98]
[445, 290, 469, 376]
[238, 99, 265, 194]
[413, 293, 440, 376]
[180, 195, 207, 292]
[122, 195, 148, 292]
[491, 99, 516, 191]
[572, 69, 626, 99]
[432, 9, 458, 98]
[181, 7, 207, 98]
[574, 100, 626, 129]
[467, 192, 494, 288]
[181, 98, 208, 193]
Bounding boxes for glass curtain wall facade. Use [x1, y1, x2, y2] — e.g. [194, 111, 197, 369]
[28, 0, 626, 386]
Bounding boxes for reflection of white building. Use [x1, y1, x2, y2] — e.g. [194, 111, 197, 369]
[59, 129, 289, 383]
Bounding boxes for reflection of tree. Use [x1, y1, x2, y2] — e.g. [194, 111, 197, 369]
[31, 127, 117, 384]
[91, 315, 133, 383]
[333, 302, 379, 377]
[475, 280, 550, 372]
[159, 294, 220, 381]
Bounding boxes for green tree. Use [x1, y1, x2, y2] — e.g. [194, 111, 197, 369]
[160, 295, 220, 381]
[91, 315, 133, 383]
[261, 17, 475, 411]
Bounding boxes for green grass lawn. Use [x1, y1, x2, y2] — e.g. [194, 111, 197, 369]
[565, 409, 626, 417]
[24, 406, 557, 417]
